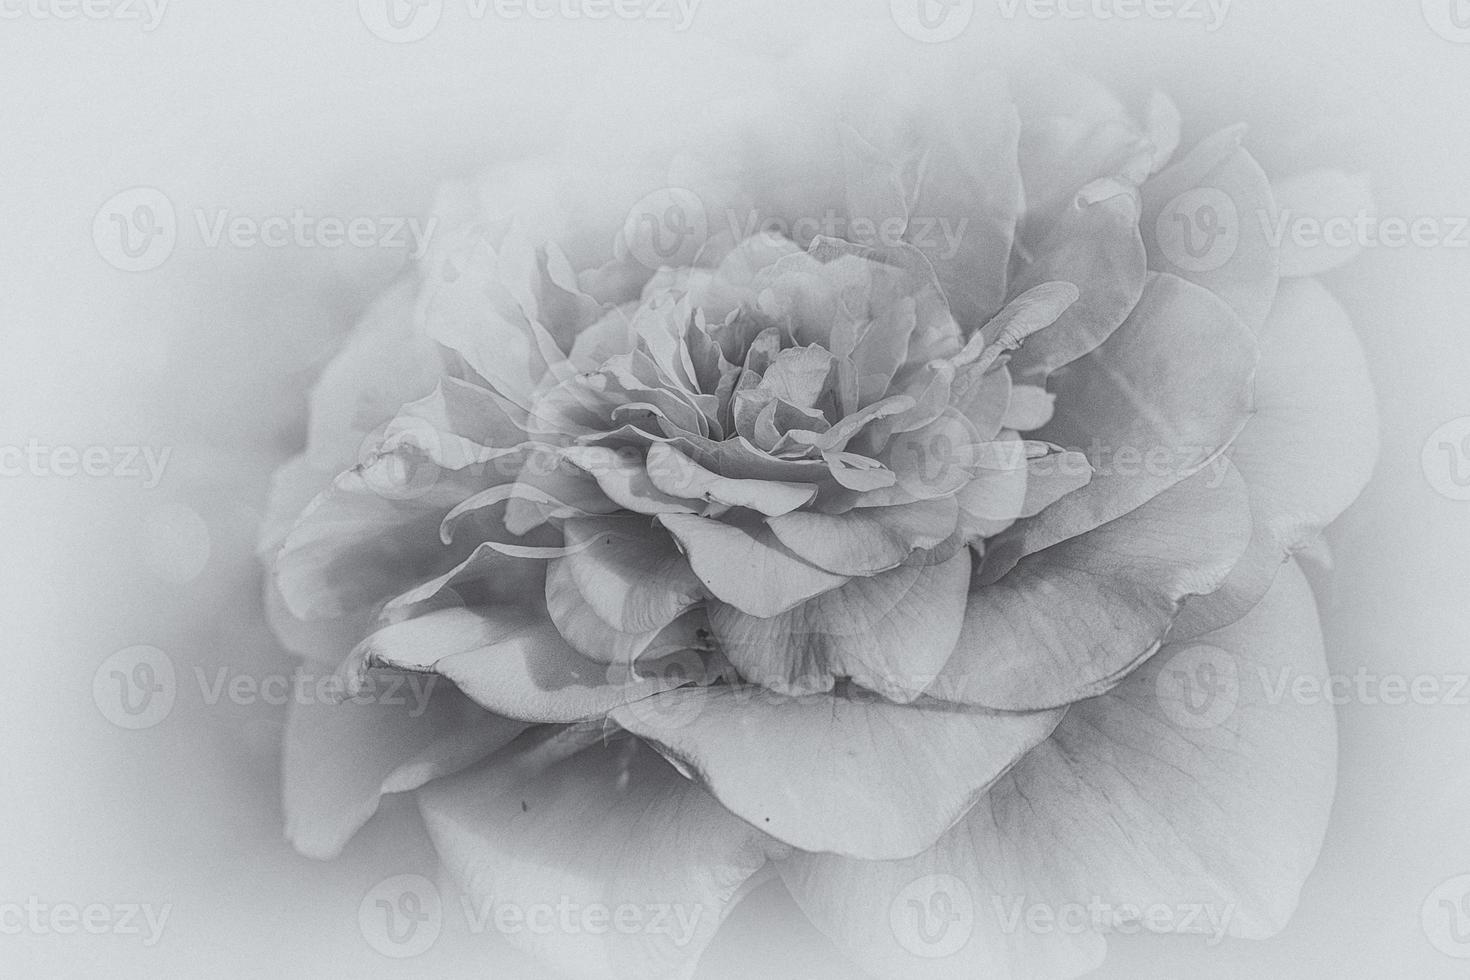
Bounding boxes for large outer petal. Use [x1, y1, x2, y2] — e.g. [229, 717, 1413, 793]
[610, 687, 1063, 861]
[981, 271, 1257, 583]
[782, 560, 1335, 979]
[1141, 126, 1281, 332]
[418, 736, 784, 980]
[281, 671, 525, 860]
[936, 464, 1251, 711]
[271, 447, 491, 620]
[1172, 277, 1377, 639]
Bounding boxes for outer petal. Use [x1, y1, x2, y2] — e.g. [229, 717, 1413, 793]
[709, 549, 971, 702]
[355, 607, 709, 724]
[982, 272, 1257, 582]
[782, 560, 1335, 978]
[935, 465, 1251, 711]
[842, 68, 1021, 329]
[1269, 170, 1374, 278]
[1142, 126, 1281, 331]
[418, 736, 784, 980]
[282, 671, 525, 859]
[301, 276, 443, 473]
[272, 447, 490, 620]
[610, 687, 1063, 861]
[1173, 277, 1377, 638]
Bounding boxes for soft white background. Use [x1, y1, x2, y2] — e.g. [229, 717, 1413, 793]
[2, 1, 1468, 976]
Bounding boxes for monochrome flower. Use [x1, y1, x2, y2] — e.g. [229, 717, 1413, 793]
[261, 53, 1377, 979]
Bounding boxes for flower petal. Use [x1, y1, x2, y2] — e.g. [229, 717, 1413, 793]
[1173, 277, 1376, 638]
[1142, 126, 1280, 331]
[935, 464, 1251, 711]
[1006, 185, 1147, 379]
[709, 548, 971, 701]
[658, 514, 849, 617]
[610, 687, 1063, 860]
[551, 516, 704, 635]
[782, 560, 1334, 978]
[644, 442, 817, 517]
[357, 607, 706, 723]
[272, 448, 489, 620]
[282, 671, 524, 859]
[1270, 170, 1374, 278]
[767, 497, 958, 576]
[982, 271, 1257, 581]
[418, 735, 783, 980]
[559, 445, 698, 516]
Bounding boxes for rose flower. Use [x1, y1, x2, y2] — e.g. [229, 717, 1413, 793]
[260, 54, 1377, 979]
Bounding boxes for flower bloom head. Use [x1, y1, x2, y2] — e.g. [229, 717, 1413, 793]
[262, 47, 1376, 980]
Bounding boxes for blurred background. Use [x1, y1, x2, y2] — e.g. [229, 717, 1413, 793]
[2, 1, 1468, 976]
